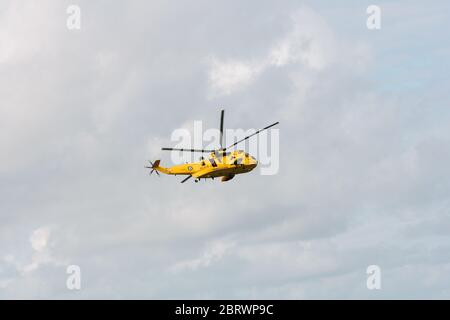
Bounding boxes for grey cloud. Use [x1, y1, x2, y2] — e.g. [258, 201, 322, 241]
[1, 0, 450, 299]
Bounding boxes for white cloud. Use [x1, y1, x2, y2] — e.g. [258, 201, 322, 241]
[171, 239, 236, 272]
[19, 227, 65, 276]
[208, 7, 337, 97]
[208, 58, 263, 97]
[22, 227, 53, 274]
[30, 227, 50, 252]
[0, 1, 56, 63]
[269, 8, 335, 69]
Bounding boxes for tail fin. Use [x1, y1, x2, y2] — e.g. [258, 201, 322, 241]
[152, 160, 160, 168]
[146, 160, 161, 176]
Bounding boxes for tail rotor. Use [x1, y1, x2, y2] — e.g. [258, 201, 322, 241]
[145, 160, 160, 176]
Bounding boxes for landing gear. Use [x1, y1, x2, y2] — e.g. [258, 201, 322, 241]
[195, 179, 199, 183]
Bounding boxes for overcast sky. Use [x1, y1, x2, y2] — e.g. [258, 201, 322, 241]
[1, 0, 450, 299]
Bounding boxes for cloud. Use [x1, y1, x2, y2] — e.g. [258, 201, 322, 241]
[0, 226, 67, 294]
[207, 7, 337, 97]
[269, 8, 335, 69]
[30, 227, 50, 252]
[208, 58, 262, 97]
[170, 239, 236, 272]
[1, 0, 450, 299]
[20, 227, 64, 275]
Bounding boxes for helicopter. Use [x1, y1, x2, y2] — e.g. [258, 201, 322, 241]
[146, 110, 279, 183]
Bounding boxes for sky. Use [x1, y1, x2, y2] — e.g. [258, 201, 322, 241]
[1, 0, 450, 299]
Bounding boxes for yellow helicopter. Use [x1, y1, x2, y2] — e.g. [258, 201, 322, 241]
[146, 110, 279, 183]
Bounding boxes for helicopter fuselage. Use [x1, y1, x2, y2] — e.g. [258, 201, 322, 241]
[147, 109, 278, 183]
[155, 150, 257, 181]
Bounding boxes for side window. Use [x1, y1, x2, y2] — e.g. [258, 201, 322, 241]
[209, 158, 217, 167]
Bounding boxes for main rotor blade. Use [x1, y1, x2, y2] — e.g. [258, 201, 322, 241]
[162, 147, 215, 153]
[225, 121, 279, 150]
[180, 175, 192, 183]
[219, 109, 224, 149]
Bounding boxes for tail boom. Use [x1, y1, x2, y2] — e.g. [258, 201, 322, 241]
[146, 160, 171, 175]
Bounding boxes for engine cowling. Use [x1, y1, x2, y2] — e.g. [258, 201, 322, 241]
[221, 174, 235, 182]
